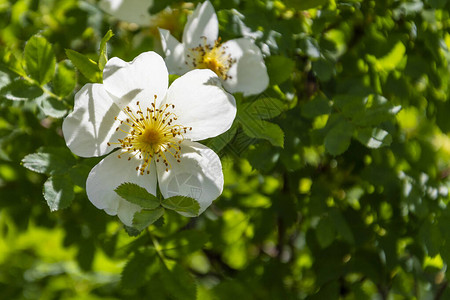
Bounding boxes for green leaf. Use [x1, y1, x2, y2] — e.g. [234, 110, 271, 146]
[369, 41, 406, 72]
[43, 175, 74, 211]
[241, 118, 284, 148]
[65, 49, 101, 83]
[329, 208, 355, 245]
[244, 97, 285, 120]
[98, 30, 114, 71]
[22, 148, 76, 176]
[265, 56, 295, 85]
[114, 182, 160, 209]
[132, 207, 165, 231]
[123, 226, 141, 237]
[356, 127, 392, 149]
[301, 92, 332, 118]
[316, 215, 336, 248]
[121, 250, 158, 289]
[205, 121, 237, 153]
[36, 95, 68, 118]
[353, 95, 401, 127]
[160, 230, 209, 258]
[52, 60, 76, 97]
[324, 118, 354, 155]
[160, 263, 197, 300]
[161, 196, 200, 217]
[24, 35, 56, 85]
[0, 78, 43, 101]
[312, 58, 335, 81]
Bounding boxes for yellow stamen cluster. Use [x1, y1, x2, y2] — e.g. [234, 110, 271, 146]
[186, 37, 236, 80]
[108, 95, 192, 175]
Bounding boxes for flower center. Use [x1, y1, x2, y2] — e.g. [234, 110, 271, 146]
[109, 95, 192, 175]
[186, 37, 236, 80]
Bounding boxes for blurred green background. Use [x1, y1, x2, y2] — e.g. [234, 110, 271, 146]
[1, 0, 450, 299]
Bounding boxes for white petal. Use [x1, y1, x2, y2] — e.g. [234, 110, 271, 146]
[99, 0, 153, 26]
[182, 1, 218, 49]
[162, 69, 236, 141]
[156, 140, 223, 216]
[222, 38, 269, 96]
[86, 152, 158, 227]
[62, 84, 126, 157]
[158, 28, 191, 75]
[103, 51, 168, 109]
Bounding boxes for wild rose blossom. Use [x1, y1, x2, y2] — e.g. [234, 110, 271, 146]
[62, 51, 236, 226]
[159, 1, 269, 96]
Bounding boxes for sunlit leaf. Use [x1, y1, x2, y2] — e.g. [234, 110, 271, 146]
[24, 35, 56, 85]
[115, 182, 160, 209]
[161, 196, 200, 217]
[65, 49, 101, 83]
[98, 29, 114, 71]
[43, 175, 74, 211]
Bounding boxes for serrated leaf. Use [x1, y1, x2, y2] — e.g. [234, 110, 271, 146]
[53, 60, 76, 97]
[161, 196, 200, 217]
[324, 118, 354, 155]
[3, 51, 27, 77]
[205, 121, 237, 153]
[0, 78, 43, 101]
[65, 49, 101, 83]
[244, 97, 285, 120]
[123, 226, 141, 237]
[98, 30, 114, 71]
[36, 95, 68, 118]
[241, 118, 284, 148]
[266, 56, 295, 85]
[356, 127, 392, 149]
[121, 250, 158, 289]
[43, 175, 74, 211]
[160, 263, 197, 300]
[160, 230, 209, 258]
[115, 182, 160, 209]
[24, 35, 56, 85]
[22, 148, 76, 175]
[133, 207, 165, 231]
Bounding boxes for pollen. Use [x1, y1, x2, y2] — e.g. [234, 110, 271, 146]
[112, 95, 192, 175]
[186, 37, 236, 80]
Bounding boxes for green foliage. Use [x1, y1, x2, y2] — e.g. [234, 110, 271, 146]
[24, 35, 56, 85]
[98, 30, 114, 71]
[43, 174, 74, 211]
[161, 196, 200, 217]
[2, 0, 450, 299]
[65, 49, 102, 83]
[133, 207, 165, 231]
[115, 182, 160, 209]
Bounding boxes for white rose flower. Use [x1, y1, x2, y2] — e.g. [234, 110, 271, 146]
[62, 51, 236, 226]
[159, 1, 269, 96]
[99, 0, 153, 26]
